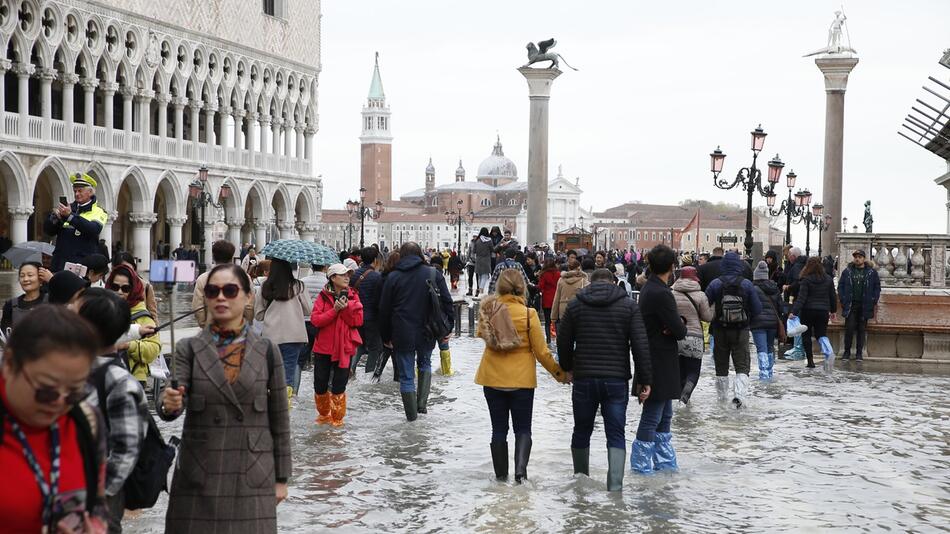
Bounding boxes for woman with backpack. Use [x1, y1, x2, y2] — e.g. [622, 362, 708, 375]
[1, 261, 47, 332]
[159, 264, 291, 533]
[310, 264, 364, 427]
[790, 256, 838, 369]
[475, 270, 569, 483]
[254, 258, 313, 403]
[0, 305, 108, 533]
[106, 264, 161, 388]
[536, 258, 561, 345]
[751, 261, 784, 379]
[671, 266, 713, 404]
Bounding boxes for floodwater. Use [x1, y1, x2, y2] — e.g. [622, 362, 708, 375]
[125, 336, 950, 533]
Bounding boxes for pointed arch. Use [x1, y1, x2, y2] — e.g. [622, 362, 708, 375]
[221, 176, 244, 221]
[155, 169, 184, 218]
[0, 150, 31, 206]
[33, 156, 70, 197]
[271, 183, 293, 225]
[85, 161, 114, 213]
[245, 180, 268, 221]
[294, 188, 314, 225]
[29, 38, 52, 69]
[117, 165, 151, 212]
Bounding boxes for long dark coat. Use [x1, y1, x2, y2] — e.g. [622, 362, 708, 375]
[636, 275, 688, 400]
[159, 329, 292, 534]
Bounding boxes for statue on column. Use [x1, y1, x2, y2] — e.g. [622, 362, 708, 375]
[804, 10, 857, 57]
[522, 38, 578, 70]
[863, 200, 873, 233]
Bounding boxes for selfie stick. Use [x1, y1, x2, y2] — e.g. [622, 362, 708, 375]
[169, 266, 178, 390]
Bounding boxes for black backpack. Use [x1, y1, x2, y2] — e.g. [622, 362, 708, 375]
[715, 277, 749, 328]
[425, 268, 453, 340]
[91, 357, 177, 510]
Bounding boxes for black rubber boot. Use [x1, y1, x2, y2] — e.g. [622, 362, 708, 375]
[606, 447, 625, 491]
[514, 434, 532, 483]
[417, 371, 432, 414]
[680, 380, 696, 404]
[571, 448, 589, 476]
[371, 350, 390, 383]
[490, 441, 508, 480]
[401, 392, 418, 422]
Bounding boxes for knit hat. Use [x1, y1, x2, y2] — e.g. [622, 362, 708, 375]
[753, 260, 769, 281]
[680, 266, 699, 282]
[48, 270, 87, 304]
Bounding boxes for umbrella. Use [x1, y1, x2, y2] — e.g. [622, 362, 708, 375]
[311, 244, 340, 267]
[260, 239, 337, 266]
[3, 241, 55, 268]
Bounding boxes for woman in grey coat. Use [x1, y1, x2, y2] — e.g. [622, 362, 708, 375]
[160, 263, 292, 534]
[473, 227, 495, 296]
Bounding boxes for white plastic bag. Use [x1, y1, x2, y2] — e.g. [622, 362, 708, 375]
[787, 316, 808, 337]
[149, 354, 170, 380]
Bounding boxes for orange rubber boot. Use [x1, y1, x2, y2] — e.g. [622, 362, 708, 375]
[330, 393, 347, 427]
[314, 393, 331, 424]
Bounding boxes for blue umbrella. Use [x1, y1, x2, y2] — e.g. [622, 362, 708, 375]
[311, 244, 340, 267]
[260, 239, 323, 264]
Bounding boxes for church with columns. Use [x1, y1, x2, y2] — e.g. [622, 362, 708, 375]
[0, 0, 323, 271]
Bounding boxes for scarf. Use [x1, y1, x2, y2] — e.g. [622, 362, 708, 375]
[210, 323, 248, 384]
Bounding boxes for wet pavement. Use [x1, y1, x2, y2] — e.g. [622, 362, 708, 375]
[125, 336, 949, 533]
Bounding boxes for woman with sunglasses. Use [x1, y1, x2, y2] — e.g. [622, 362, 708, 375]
[1, 261, 48, 333]
[0, 305, 108, 533]
[105, 265, 161, 387]
[159, 264, 291, 533]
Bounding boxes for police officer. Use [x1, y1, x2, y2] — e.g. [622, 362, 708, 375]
[43, 172, 108, 272]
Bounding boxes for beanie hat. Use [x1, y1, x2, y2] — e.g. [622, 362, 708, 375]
[754, 260, 769, 281]
[48, 270, 87, 304]
[680, 266, 699, 282]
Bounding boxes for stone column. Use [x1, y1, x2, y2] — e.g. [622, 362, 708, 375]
[61, 73, 78, 144]
[815, 55, 859, 254]
[167, 216, 187, 252]
[101, 82, 117, 141]
[271, 117, 283, 155]
[204, 103, 217, 146]
[295, 125, 305, 160]
[128, 212, 158, 272]
[15, 63, 34, 137]
[245, 111, 258, 156]
[202, 221, 215, 268]
[219, 105, 232, 148]
[172, 97, 186, 156]
[518, 67, 561, 246]
[298, 223, 318, 242]
[254, 222, 268, 249]
[304, 126, 316, 173]
[120, 86, 135, 146]
[259, 114, 271, 153]
[9, 207, 33, 244]
[101, 211, 117, 257]
[278, 222, 295, 240]
[137, 89, 155, 149]
[227, 217, 245, 249]
[232, 108, 246, 150]
[0, 59, 10, 117]
[156, 93, 169, 143]
[38, 68, 56, 140]
[283, 119, 294, 158]
[80, 78, 98, 145]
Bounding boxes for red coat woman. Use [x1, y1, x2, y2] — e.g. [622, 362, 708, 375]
[536, 260, 561, 344]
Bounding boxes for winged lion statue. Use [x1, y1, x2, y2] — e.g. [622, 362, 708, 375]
[523, 38, 578, 71]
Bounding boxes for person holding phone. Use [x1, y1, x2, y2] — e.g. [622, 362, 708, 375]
[310, 264, 363, 426]
[105, 265, 161, 387]
[43, 173, 108, 273]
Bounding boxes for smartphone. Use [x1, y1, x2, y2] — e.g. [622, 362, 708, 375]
[63, 262, 88, 278]
[59, 196, 68, 206]
[151, 260, 197, 283]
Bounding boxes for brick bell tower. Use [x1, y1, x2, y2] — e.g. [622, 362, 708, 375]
[360, 52, 393, 205]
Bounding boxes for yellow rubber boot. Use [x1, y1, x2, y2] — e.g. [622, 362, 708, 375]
[440, 350, 453, 376]
[314, 393, 332, 425]
[286, 386, 293, 410]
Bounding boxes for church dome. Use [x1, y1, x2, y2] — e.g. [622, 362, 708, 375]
[476, 136, 518, 181]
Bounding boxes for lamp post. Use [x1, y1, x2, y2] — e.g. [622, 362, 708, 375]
[765, 167, 807, 250]
[344, 200, 358, 250]
[188, 166, 231, 273]
[445, 199, 475, 254]
[787, 188, 814, 256]
[348, 187, 384, 249]
[710, 125, 783, 257]
[816, 212, 832, 258]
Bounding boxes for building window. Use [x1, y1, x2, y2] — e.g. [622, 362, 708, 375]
[652, 232, 656, 240]
[481, 198, 492, 207]
[706, 233, 710, 243]
[509, 199, 517, 206]
[262, 0, 285, 17]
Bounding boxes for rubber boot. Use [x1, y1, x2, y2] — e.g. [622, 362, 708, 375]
[757, 351, 771, 381]
[571, 448, 589, 476]
[733, 373, 749, 409]
[314, 393, 331, 424]
[490, 441, 508, 480]
[513, 434, 532, 483]
[401, 391, 418, 422]
[329, 393, 347, 427]
[653, 432, 678, 471]
[417, 371, 432, 414]
[607, 447, 625, 491]
[680, 379, 696, 404]
[286, 386, 293, 410]
[715, 376, 730, 402]
[819, 336, 835, 362]
[784, 336, 805, 361]
[629, 439, 655, 474]
[439, 350, 453, 376]
[372, 349, 390, 384]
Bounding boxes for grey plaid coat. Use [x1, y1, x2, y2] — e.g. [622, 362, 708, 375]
[158, 329, 292, 534]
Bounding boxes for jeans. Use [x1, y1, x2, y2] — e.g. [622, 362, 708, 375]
[353, 319, 383, 373]
[395, 344, 435, 393]
[712, 328, 750, 375]
[542, 307, 553, 344]
[635, 398, 673, 442]
[483, 386, 534, 443]
[843, 307, 867, 356]
[278, 342, 306, 388]
[571, 378, 629, 449]
[313, 353, 349, 394]
[751, 329, 776, 355]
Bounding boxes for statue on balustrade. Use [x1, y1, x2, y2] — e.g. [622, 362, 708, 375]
[863, 200, 873, 233]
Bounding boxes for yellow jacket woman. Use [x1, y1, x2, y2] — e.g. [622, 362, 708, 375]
[475, 269, 567, 484]
[106, 264, 161, 382]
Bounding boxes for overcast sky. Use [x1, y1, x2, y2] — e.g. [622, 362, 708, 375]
[315, 0, 950, 245]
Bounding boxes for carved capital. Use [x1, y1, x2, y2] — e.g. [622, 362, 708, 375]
[13, 63, 35, 77]
[219, 105, 234, 115]
[171, 96, 189, 109]
[258, 114, 272, 125]
[79, 78, 99, 91]
[304, 126, 317, 136]
[9, 207, 34, 219]
[37, 68, 57, 82]
[119, 85, 138, 99]
[136, 89, 156, 101]
[166, 216, 188, 227]
[203, 102, 217, 114]
[100, 81, 119, 94]
[271, 116, 284, 127]
[284, 119, 296, 130]
[232, 108, 246, 119]
[277, 222, 296, 231]
[245, 111, 258, 122]
[105, 210, 119, 224]
[297, 223, 319, 233]
[128, 212, 158, 226]
[254, 222, 270, 230]
[0, 59, 12, 73]
[154, 93, 171, 105]
[229, 217, 246, 228]
[60, 73, 80, 86]
[294, 124, 305, 134]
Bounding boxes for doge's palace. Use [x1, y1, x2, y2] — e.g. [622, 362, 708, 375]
[0, 0, 322, 271]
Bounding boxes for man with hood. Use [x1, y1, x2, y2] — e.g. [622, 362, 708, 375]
[837, 249, 880, 360]
[379, 242, 454, 421]
[473, 228, 495, 296]
[557, 269, 652, 490]
[697, 246, 752, 291]
[705, 252, 762, 408]
[765, 249, 785, 288]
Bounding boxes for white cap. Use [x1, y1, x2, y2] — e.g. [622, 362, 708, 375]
[327, 263, 349, 278]
[343, 258, 359, 272]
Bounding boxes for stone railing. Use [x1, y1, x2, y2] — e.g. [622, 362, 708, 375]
[836, 233, 950, 288]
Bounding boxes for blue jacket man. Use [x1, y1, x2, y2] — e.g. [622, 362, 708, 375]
[43, 173, 108, 272]
[351, 247, 384, 373]
[704, 252, 762, 408]
[379, 243, 454, 421]
[837, 249, 881, 360]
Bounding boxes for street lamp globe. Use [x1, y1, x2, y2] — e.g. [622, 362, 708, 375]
[709, 146, 726, 175]
[750, 124, 767, 152]
[359, 187, 367, 200]
[198, 166, 209, 183]
[188, 179, 202, 199]
[766, 154, 784, 184]
[803, 189, 813, 206]
[767, 193, 777, 208]
[786, 170, 797, 189]
[219, 183, 232, 200]
[843, 217, 848, 231]
[794, 189, 808, 207]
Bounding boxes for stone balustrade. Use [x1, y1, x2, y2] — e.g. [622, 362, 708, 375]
[836, 233, 950, 288]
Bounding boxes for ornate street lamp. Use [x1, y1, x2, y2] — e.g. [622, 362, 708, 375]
[349, 187, 384, 249]
[345, 199, 359, 250]
[842, 217, 848, 233]
[188, 166, 230, 272]
[766, 167, 809, 256]
[710, 125, 780, 257]
[445, 199, 475, 254]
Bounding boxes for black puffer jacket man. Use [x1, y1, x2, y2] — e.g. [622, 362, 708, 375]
[556, 268, 652, 491]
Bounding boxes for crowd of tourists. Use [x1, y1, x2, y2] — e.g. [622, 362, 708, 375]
[0, 176, 882, 533]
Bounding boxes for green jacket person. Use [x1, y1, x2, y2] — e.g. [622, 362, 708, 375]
[43, 172, 108, 272]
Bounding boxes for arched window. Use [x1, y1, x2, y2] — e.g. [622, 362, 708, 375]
[705, 233, 710, 243]
[509, 199, 517, 206]
[481, 198, 492, 207]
